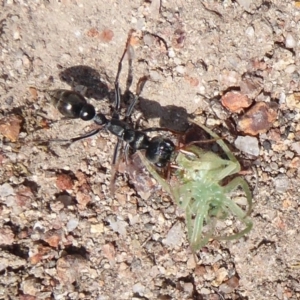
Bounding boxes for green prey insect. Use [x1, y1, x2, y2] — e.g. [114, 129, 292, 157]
[139, 118, 253, 252]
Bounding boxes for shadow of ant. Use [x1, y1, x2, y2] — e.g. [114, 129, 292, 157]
[58, 65, 191, 133]
[59, 65, 111, 101]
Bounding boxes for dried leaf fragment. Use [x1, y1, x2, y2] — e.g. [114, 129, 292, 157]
[172, 29, 186, 49]
[86, 27, 99, 38]
[0, 114, 23, 142]
[221, 91, 252, 113]
[99, 29, 114, 43]
[28, 86, 38, 100]
[286, 92, 300, 109]
[56, 255, 88, 285]
[219, 70, 240, 88]
[248, 59, 267, 72]
[240, 76, 263, 99]
[237, 102, 278, 135]
[184, 75, 199, 87]
[56, 174, 73, 190]
[20, 278, 40, 296]
[15, 185, 33, 208]
[219, 276, 240, 293]
[43, 229, 63, 247]
[0, 227, 14, 245]
[102, 243, 116, 266]
[121, 152, 158, 200]
[29, 245, 53, 264]
[76, 191, 91, 210]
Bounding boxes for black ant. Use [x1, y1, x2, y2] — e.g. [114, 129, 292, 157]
[46, 30, 175, 169]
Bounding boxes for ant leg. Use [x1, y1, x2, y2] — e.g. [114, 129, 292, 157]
[111, 31, 133, 166]
[114, 48, 126, 114]
[142, 127, 171, 133]
[114, 29, 135, 116]
[110, 138, 124, 196]
[112, 138, 122, 165]
[124, 144, 130, 164]
[125, 76, 148, 118]
[125, 44, 134, 95]
[141, 127, 183, 135]
[188, 118, 238, 163]
[110, 30, 135, 195]
[47, 127, 103, 144]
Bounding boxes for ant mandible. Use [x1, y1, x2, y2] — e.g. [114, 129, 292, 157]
[47, 30, 175, 168]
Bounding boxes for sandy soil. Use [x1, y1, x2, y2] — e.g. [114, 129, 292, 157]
[1, 0, 300, 299]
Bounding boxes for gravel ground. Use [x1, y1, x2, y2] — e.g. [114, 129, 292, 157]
[1, 1, 300, 299]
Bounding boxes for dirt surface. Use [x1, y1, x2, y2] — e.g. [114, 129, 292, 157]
[1, 1, 300, 299]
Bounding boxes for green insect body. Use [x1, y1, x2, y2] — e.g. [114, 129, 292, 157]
[139, 119, 253, 252]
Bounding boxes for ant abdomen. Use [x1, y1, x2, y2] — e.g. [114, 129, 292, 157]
[49, 89, 95, 121]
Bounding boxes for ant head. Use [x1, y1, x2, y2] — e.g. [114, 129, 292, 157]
[79, 104, 96, 121]
[94, 113, 107, 125]
[146, 136, 175, 167]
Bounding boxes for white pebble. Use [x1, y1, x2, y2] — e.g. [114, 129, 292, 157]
[273, 175, 290, 193]
[168, 48, 175, 58]
[234, 136, 259, 156]
[176, 65, 186, 74]
[245, 26, 255, 37]
[285, 64, 296, 74]
[163, 222, 183, 247]
[132, 282, 145, 294]
[0, 183, 15, 197]
[67, 218, 79, 232]
[285, 33, 296, 49]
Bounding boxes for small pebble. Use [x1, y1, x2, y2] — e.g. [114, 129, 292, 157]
[237, 0, 252, 10]
[285, 64, 296, 74]
[66, 218, 79, 232]
[234, 136, 260, 156]
[286, 93, 300, 109]
[187, 254, 197, 269]
[245, 26, 255, 37]
[215, 267, 228, 285]
[149, 70, 162, 81]
[200, 287, 211, 295]
[270, 162, 278, 171]
[211, 101, 229, 120]
[285, 33, 296, 48]
[237, 102, 278, 135]
[168, 48, 175, 58]
[240, 77, 263, 99]
[176, 65, 186, 74]
[0, 183, 15, 197]
[291, 142, 300, 155]
[109, 219, 127, 236]
[0, 227, 15, 245]
[262, 140, 271, 151]
[163, 222, 183, 247]
[90, 223, 104, 234]
[285, 151, 294, 159]
[219, 70, 240, 87]
[57, 194, 73, 206]
[221, 91, 252, 113]
[183, 282, 193, 294]
[219, 276, 239, 294]
[274, 175, 290, 193]
[13, 30, 21, 40]
[132, 282, 145, 295]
